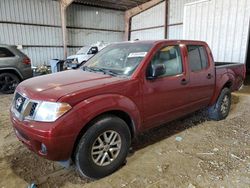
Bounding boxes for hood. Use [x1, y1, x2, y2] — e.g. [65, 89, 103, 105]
[17, 70, 124, 102]
[67, 54, 92, 63]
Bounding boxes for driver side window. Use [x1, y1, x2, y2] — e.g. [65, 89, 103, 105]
[149, 45, 183, 77]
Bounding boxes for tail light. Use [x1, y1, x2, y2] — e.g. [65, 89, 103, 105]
[23, 57, 31, 65]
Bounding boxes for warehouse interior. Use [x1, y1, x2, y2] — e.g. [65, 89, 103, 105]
[0, 0, 249, 67]
[0, 0, 250, 187]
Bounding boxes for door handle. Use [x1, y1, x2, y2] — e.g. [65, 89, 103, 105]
[207, 73, 213, 79]
[181, 78, 188, 85]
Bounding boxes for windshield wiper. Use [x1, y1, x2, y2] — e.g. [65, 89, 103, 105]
[102, 69, 121, 76]
[82, 66, 100, 72]
[82, 66, 120, 77]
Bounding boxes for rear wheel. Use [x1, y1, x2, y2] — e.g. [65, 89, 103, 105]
[208, 87, 231, 120]
[74, 115, 131, 179]
[0, 73, 20, 94]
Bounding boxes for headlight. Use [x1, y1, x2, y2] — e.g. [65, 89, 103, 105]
[34, 102, 72, 122]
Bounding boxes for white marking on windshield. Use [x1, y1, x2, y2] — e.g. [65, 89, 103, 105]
[128, 52, 147, 58]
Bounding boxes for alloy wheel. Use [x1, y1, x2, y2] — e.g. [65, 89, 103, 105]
[91, 130, 122, 166]
[0, 74, 19, 93]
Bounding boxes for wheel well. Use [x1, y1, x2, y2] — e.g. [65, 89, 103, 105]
[106, 110, 135, 138]
[223, 81, 232, 90]
[0, 69, 22, 81]
[71, 110, 135, 160]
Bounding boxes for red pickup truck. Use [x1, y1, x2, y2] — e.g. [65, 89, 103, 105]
[10, 40, 245, 179]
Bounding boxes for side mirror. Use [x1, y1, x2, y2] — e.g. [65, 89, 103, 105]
[147, 64, 166, 80]
[89, 47, 98, 54]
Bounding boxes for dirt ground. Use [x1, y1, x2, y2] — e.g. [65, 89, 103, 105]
[0, 86, 250, 188]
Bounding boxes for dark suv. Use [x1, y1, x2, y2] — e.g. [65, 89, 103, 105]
[0, 44, 33, 94]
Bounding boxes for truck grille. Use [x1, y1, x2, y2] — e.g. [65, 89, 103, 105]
[12, 92, 39, 121]
[29, 102, 38, 117]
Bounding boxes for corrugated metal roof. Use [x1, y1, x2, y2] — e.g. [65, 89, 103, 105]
[73, 0, 152, 10]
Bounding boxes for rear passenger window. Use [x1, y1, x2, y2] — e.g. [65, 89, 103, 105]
[187, 45, 208, 72]
[0, 47, 15, 58]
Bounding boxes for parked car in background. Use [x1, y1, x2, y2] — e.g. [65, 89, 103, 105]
[10, 40, 245, 179]
[0, 44, 33, 94]
[65, 42, 109, 69]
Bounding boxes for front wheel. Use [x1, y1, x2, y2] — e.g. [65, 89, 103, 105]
[0, 73, 20, 94]
[74, 115, 131, 179]
[208, 87, 231, 120]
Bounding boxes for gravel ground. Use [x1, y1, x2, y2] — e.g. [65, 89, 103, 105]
[0, 86, 249, 188]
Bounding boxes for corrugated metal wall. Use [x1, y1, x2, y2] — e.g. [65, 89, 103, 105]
[130, 0, 198, 40]
[183, 0, 250, 64]
[67, 4, 125, 55]
[0, 0, 125, 66]
[0, 0, 61, 25]
[130, 2, 166, 40]
[0, 0, 63, 66]
[168, 0, 198, 39]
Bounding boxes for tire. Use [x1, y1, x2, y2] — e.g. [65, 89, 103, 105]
[74, 115, 131, 179]
[0, 73, 20, 94]
[208, 87, 231, 121]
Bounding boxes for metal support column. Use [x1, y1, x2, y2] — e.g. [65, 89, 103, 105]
[164, 0, 168, 39]
[60, 0, 74, 59]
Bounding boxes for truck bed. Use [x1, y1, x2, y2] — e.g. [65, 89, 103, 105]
[215, 62, 245, 92]
[215, 62, 242, 68]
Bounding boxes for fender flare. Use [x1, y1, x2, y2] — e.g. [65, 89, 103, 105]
[0, 67, 23, 79]
[73, 94, 142, 135]
[209, 73, 235, 105]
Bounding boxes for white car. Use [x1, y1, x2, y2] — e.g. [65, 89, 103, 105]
[66, 42, 108, 69]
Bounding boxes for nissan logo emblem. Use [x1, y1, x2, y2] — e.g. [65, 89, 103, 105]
[15, 97, 23, 109]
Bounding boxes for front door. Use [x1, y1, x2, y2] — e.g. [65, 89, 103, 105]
[142, 44, 191, 129]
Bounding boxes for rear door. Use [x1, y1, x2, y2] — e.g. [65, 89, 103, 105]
[186, 45, 215, 108]
[142, 44, 191, 128]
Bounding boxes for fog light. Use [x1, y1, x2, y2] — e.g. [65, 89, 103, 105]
[41, 143, 47, 154]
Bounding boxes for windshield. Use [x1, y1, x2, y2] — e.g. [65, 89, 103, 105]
[83, 42, 153, 77]
[76, 46, 90, 55]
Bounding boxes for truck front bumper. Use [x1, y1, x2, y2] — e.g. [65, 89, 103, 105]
[10, 114, 77, 161]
